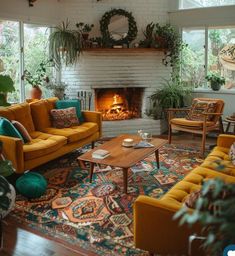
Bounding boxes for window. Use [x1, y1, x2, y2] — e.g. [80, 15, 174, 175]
[182, 26, 235, 89]
[180, 0, 235, 9]
[0, 20, 21, 102]
[0, 19, 51, 103]
[23, 23, 51, 98]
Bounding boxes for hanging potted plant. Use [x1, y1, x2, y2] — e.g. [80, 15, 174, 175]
[49, 20, 82, 67]
[22, 60, 52, 100]
[206, 73, 225, 91]
[0, 75, 15, 106]
[76, 22, 94, 41]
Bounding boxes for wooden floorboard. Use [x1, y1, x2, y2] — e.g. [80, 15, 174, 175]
[1, 134, 216, 256]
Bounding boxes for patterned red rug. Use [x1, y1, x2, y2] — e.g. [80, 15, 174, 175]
[11, 144, 204, 255]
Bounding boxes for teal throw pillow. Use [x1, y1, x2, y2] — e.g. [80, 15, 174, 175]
[56, 100, 84, 122]
[16, 172, 47, 199]
[0, 117, 24, 142]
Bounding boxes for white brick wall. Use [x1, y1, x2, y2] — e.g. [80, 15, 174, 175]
[61, 0, 171, 115]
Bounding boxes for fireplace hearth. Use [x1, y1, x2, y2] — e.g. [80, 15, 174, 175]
[95, 88, 144, 121]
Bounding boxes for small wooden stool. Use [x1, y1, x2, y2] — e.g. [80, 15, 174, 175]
[225, 117, 235, 134]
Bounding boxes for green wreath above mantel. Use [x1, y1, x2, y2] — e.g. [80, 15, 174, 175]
[100, 8, 138, 47]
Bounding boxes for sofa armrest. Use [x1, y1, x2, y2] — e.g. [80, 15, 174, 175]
[82, 111, 102, 138]
[134, 195, 199, 255]
[0, 135, 24, 173]
[217, 134, 235, 149]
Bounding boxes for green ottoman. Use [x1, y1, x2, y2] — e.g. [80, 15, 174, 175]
[16, 172, 47, 199]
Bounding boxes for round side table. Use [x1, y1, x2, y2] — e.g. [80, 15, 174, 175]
[225, 117, 235, 134]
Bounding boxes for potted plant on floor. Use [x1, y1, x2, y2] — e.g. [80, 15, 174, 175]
[206, 73, 225, 91]
[175, 177, 235, 255]
[0, 75, 15, 106]
[49, 20, 82, 67]
[147, 79, 192, 119]
[22, 60, 52, 100]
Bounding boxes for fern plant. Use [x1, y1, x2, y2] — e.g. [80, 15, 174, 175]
[49, 20, 82, 68]
[149, 79, 192, 118]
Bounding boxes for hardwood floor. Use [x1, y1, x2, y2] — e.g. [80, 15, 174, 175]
[1, 133, 216, 256]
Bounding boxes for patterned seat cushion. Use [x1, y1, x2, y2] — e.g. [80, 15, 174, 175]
[187, 99, 217, 121]
[229, 143, 235, 165]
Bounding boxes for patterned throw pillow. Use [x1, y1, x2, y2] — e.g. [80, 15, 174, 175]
[12, 120, 32, 143]
[184, 189, 201, 209]
[229, 143, 235, 165]
[187, 99, 217, 121]
[50, 107, 79, 129]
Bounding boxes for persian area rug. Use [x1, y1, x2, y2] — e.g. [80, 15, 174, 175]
[11, 144, 204, 256]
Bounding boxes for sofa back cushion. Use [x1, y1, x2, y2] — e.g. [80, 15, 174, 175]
[9, 103, 35, 133]
[30, 100, 52, 131]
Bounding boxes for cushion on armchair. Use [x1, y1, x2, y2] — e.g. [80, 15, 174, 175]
[187, 99, 217, 121]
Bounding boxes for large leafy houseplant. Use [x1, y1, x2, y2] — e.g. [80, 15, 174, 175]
[148, 79, 192, 119]
[206, 73, 225, 91]
[0, 75, 15, 106]
[49, 20, 82, 67]
[175, 177, 235, 255]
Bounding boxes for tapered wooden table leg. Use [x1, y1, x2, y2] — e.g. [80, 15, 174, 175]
[78, 159, 87, 169]
[155, 149, 160, 169]
[89, 162, 95, 183]
[123, 168, 128, 194]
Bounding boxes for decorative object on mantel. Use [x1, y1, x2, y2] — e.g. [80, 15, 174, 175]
[139, 22, 155, 48]
[28, 0, 37, 7]
[22, 59, 53, 100]
[206, 73, 226, 91]
[100, 8, 138, 48]
[49, 20, 82, 68]
[76, 22, 94, 41]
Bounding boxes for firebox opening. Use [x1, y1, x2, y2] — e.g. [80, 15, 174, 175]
[95, 87, 144, 121]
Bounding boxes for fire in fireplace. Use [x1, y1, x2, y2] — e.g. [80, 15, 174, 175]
[95, 88, 144, 121]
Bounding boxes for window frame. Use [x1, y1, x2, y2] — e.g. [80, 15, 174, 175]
[181, 25, 235, 91]
[0, 18, 52, 103]
[179, 0, 235, 10]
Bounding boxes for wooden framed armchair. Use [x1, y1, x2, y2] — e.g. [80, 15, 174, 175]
[168, 98, 224, 155]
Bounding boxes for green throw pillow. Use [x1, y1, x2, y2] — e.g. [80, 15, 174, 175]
[0, 117, 24, 142]
[55, 100, 84, 122]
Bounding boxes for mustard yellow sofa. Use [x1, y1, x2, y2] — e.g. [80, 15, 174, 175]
[134, 134, 235, 255]
[0, 97, 102, 173]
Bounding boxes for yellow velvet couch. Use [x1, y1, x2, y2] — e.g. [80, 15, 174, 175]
[0, 97, 102, 173]
[134, 134, 235, 255]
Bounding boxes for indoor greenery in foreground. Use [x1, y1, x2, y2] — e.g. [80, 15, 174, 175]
[175, 178, 235, 255]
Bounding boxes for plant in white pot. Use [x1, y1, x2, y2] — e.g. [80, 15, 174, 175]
[45, 81, 68, 100]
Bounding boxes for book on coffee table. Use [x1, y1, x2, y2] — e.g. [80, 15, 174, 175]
[92, 149, 110, 159]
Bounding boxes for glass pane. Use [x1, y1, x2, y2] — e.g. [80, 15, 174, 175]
[24, 23, 52, 98]
[0, 20, 20, 103]
[208, 27, 235, 89]
[182, 28, 206, 88]
[181, 0, 235, 9]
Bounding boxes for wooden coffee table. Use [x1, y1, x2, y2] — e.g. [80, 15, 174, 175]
[78, 134, 167, 193]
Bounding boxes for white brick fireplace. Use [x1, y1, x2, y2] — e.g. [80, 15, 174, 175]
[62, 49, 170, 136]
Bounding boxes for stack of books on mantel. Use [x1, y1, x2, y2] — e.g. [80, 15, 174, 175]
[92, 149, 110, 159]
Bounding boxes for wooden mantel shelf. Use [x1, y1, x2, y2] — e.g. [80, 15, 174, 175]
[83, 48, 166, 53]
